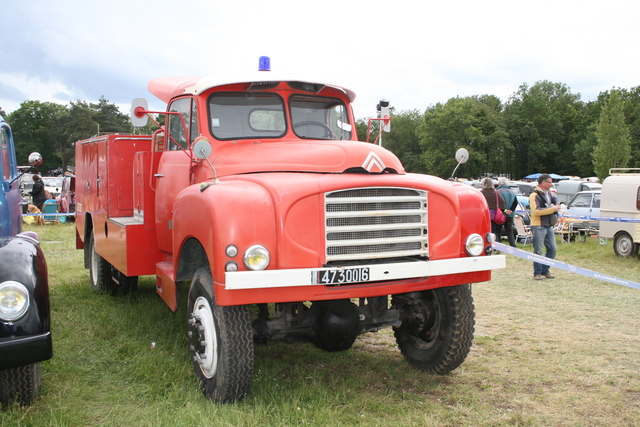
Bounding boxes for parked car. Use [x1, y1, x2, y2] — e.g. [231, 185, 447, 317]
[517, 195, 530, 209]
[513, 181, 537, 197]
[18, 172, 35, 197]
[0, 119, 52, 406]
[501, 200, 530, 241]
[42, 176, 63, 197]
[562, 190, 601, 230]
[556, 180, 602, 204]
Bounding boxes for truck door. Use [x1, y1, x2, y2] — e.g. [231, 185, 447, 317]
[1, 122, 20, 237]
[155, 97, 198, 253]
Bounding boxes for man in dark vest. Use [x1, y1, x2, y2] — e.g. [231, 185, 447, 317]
[529, 174, 560, 280]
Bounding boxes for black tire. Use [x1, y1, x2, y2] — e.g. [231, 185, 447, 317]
[88, 231, 115, 293]
[392, 285, 475, 374]
[111, 270, 138, 296]
[0, 363, 41, 406]
[614, 232, 638, 257]
[187, 267, 253, 403]
[88, 231, 136, 295]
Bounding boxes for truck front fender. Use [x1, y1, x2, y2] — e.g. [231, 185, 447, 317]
[172, 180, 276, 286]
[0, 235, 52, 369]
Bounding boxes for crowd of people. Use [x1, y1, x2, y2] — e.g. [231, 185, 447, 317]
[481, 174, 560, 281]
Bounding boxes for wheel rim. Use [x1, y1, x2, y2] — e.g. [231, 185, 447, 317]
[90, 238, 98, 286]
[616, 235, 633, 256]
[406, 295, 442, 350]
[190, 296, 218, 378]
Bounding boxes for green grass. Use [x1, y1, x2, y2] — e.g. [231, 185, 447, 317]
[1, 224, 639, 426]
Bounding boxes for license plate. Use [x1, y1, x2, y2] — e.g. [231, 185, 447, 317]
[313, 267, 370, 285]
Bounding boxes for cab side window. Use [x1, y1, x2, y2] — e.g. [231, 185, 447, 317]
[167, 98, 198, 150]
[1, 127, 14, 181]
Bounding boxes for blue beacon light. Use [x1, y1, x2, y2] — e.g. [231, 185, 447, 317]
[258, 56, 271, 71]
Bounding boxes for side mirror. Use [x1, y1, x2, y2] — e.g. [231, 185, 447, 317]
[28, 152, 42, 168]
[455, 148, 469, 165]
[449, 148, 470, 180]
[131, 98, 149, 128]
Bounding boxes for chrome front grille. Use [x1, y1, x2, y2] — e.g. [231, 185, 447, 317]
[324, 188, 428, 262]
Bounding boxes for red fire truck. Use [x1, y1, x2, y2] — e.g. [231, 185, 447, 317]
[75, 58, 504, 403]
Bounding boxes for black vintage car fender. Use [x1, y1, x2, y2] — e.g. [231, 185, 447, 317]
[0, 233, 52, 371]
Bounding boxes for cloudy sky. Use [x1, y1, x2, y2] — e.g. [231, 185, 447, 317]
[2, 0, 639, 120]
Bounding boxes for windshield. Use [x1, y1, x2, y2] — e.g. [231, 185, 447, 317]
[207, 92, 351, 141]
[568, 193, 599, 208]
[209, 93, 286, 140]
[290, 95, 351, 140]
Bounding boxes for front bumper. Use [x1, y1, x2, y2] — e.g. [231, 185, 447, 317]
[225, 255, 505, 290]
[0, 332, 53, 370]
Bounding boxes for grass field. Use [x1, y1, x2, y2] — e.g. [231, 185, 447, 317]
[1, 223, 639, 426]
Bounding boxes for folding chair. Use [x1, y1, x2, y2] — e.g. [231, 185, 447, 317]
[514, 216, 532, 245]
[42, 203, 59, 224]
[553, 219, 574, 244]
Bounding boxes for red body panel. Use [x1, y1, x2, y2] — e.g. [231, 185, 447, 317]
[75, 135, 161, 276]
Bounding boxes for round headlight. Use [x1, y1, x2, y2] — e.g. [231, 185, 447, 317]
[465, 234, 485, 257]
[244, 245, 270, 271]
[0, 281, 30, 322]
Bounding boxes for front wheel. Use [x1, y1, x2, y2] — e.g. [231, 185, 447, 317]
[613, 232, 638, 257]
[0, 363, 41, 406]
[392, 285, 475, 374]
[187, 267, 254, 403]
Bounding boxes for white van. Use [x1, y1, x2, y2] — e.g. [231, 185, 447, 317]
[599, 168, 640, 257]
[556, 180, 602, 204]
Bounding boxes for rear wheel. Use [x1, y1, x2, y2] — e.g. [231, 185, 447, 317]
[0, 363, 41, 406]
[613, 232, 638, 257]
[88, 231, 114, 293]
[392, 285, 475, 373]
[88, 231, 137, 295]
[187, 267, 253, 403]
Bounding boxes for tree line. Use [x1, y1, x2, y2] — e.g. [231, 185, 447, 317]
[1, 97, 153, 174]
[2, 80, 637, 181]
[357, 81, 638, 182]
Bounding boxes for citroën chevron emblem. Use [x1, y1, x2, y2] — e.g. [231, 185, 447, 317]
[362, 152, 386, 173]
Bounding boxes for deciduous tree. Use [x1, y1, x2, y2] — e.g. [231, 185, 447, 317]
[593, 90, 631, 181]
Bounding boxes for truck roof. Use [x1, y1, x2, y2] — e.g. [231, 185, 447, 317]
[148, 72, 356, 104]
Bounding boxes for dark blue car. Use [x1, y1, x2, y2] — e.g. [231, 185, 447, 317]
[0, 118, 52, 406]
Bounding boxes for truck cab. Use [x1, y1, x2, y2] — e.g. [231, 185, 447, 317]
[75, 58, 505, 403]
[0, 119, 52, 406]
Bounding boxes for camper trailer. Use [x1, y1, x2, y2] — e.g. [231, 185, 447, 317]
[599, 169, 640, 257]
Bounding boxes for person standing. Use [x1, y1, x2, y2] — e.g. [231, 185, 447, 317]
[529, 174, 560, 280]
[480, 177, 505, 239]
[30, 175, 46, 212]
[496, 177, 517, 247]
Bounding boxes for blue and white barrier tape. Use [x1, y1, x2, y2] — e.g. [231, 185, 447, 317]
[492, 241, 640, 291]
[513, 210, 640, 223]
[559, 214, 640, 223]
[22, 212, 75, 217]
